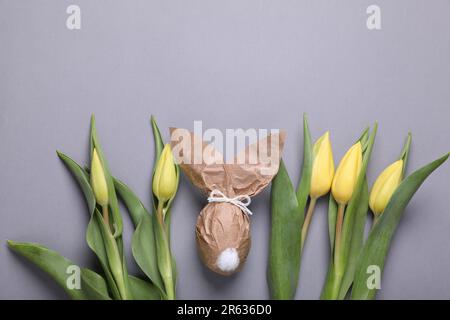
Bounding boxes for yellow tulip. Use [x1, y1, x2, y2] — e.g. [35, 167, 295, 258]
[153, 144, 177, 203]
[369, 159, 403, 216]
[90, 148, 109, 206]
[310, 131, 335, 198]
[331, 142, 363, 205]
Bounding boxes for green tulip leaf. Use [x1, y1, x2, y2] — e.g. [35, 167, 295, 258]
[151, 115, 165, 163]
[358, 127, 370, 152]
[86, 215, 121, 299]
[171, 253, 178, 290]
[328, 194, 338, 253]
[95, 210, 132, 300]
[152, 212, 176, 299]
[295, 114, 313, 210]
[7, 241, 110, 300]
[399, 133, 412, 177]
[128, 275, 161, 300]
[57, 151, 96, 215]
[338, 179, 369, 299]
[268, 160, 302, 299]
[351, 152, 449, 300]
[114, 178, 149, 227]
[268, 114, 313, 300]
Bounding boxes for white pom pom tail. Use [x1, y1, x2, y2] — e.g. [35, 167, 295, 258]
[216, 248, 240, 273]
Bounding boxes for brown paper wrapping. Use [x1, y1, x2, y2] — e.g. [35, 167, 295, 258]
[171, 128, 285, 276]
[196, 202, 251, 275]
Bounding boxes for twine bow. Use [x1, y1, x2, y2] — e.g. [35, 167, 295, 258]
[207, 189, 253, 216]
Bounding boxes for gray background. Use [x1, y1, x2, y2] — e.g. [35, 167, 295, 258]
[1, 0, 450, 299]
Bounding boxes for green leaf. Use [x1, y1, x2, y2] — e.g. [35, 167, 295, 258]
[268, 160, 301, 299]
[86, 214, 121, 299]
[90, 115, 123, 238]
[351, 152, 449, 300]
[320, 261, 337, 300]
[81, 268, 110, 298]
[147, 214, 170, 297]
[268, 160, 303, 299]
[114, 178, 150, 227]
[57, 151, 95, 215]
[153, 213, 175, 299]
[128, 276, 161, 300]
[171, 253, 178, 291]
[358, 127, 370, 151]
[295, 114, 313, 209]
[338, 179, 369, 299]
[268, 114, 313, 300]
[399, 132, 412, 177]
[327, 194, 338, 253]
[95, 210, 132, 300]
[114, 178, 165, 295]
[151, 115, 165, 162]
[117, 235, 132, 299]
[7, 241, 110, 300]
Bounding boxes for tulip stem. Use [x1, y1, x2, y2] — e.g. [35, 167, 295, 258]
[157, 202, 175, 300]
[325, 203, 346, 300]
[156, 201, 164, 225]
[334, 203, 346, 271]
[96, 212, 130, 300]
[372, 214, 380, 229]
[102, 205, 110, 230]
[301, 197, 317, 250]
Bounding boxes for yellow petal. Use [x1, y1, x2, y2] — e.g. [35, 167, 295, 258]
[369, 160, 403, 215]
[153, 144, 177, 203]
[90, 148, 109, 206]
[331, 142, 363, 205]
[310, 131, 335, 198]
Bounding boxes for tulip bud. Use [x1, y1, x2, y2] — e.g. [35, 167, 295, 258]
[90, 148, 109, 206]
[331, 142, 363, 205]
[369, 159, 403, 216]
[310, 131, 335, 198]
[153, 144, 177, 203]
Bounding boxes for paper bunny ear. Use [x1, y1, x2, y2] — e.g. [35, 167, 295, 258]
[226, 130, 286, 197]
[170, 128, 226, 195]
[170, 128, 286, 197]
